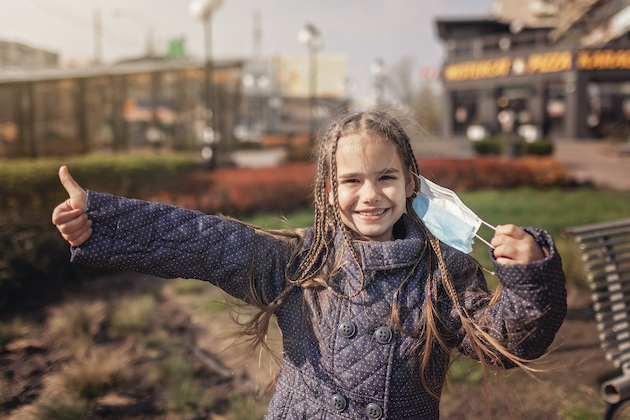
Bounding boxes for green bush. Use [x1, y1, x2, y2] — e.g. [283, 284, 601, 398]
[0, 153, 196, 314]
[522, 140, 554, 156]
[473, 136, 554, 157]
[472, 139, 503, 155]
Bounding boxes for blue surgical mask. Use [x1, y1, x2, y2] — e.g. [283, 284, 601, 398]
[411, 174, 495, 254]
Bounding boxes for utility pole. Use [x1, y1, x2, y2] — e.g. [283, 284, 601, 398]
[253, 9, 262, 58]
[93, 4, 103, 64]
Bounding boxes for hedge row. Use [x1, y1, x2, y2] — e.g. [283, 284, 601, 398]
[0, 153, 196, 313]
[417, 157, 568, 191]
[473, 138, 555, 156]
[0, 153, 196, 222]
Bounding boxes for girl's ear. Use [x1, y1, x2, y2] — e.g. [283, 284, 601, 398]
[405, 171, 415, 198]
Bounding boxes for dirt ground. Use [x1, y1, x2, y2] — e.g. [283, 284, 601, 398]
[0, 273, 619, 419]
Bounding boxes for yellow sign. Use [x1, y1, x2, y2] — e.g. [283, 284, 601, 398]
[443, 50, 572, 81]
[443, 57, 511, 81]
[526, 51, 572, 74]
[577, 49, 630, 70]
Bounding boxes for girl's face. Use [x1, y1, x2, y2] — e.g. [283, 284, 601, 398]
[334, 134, 415, 242]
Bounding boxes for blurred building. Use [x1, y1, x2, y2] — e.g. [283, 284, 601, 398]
[0, 41, 348, 158]
[437, 0, 630, 140]
[235, 54, 349, 146]
[0, 40, 58, 70]
[0, 54, 243, 158]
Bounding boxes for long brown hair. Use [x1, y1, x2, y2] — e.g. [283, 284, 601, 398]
[233, 109, 534, 395]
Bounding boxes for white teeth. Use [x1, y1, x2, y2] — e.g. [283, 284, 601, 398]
[358, 209, 386, 216]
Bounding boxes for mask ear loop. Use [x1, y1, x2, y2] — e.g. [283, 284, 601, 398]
[475, 220, 496, 250]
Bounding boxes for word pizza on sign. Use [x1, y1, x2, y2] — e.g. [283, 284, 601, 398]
[525, 51, 573, 74]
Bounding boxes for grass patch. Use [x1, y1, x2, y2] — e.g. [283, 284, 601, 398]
[228, 393, 271, 420]
[29, 395, 92, 420]
[155, 351, 214, 414]
[0, 317, 33, 348]
[449, 357, 486, 384]
[0, 374, 13, 406]
[243, 208, 314, 230]
[52, 348, 128, 401]
[561, 406, 600, 420]
[109, 294, 157, 337]
[172, 278, 206, 295]
[458, 187, 630, 239]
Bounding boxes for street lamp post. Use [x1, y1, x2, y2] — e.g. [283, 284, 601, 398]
[298, 23, 321, 141]
[190, 0, 224, 168]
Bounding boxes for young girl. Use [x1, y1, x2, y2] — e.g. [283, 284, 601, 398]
[52, 110, 566, 419]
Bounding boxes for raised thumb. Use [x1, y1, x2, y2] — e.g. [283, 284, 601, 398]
[58, 166, 83, 196]
[58, 166, 86, 211]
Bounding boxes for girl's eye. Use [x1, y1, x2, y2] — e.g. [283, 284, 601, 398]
[341, 178, 359, 184]
[380, 175, 396, 181]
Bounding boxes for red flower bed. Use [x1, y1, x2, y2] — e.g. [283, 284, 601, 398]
[417, 157, 568, 191]
[153, 157, 567, 216]
[153, 162, 316, 216]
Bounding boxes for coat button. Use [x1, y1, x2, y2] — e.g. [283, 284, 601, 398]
[374, 326, 392, 344]
[338, 320, 356, 338]
[330, 393, 347, 412]
[365, 402, 383, 419]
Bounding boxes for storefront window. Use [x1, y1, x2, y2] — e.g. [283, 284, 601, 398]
[496, 86, 531, 133]
[545, 83, 566, 136]
[587, 82, 630, 139]
[452, 90, 478, 134]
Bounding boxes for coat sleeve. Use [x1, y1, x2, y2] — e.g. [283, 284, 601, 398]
[70, 191, 292, 304]
[452, 227, 567, 367]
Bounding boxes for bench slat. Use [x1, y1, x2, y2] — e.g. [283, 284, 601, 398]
[590, 275, 630, 291]
[574, 225, 630, 242]
[582, 246, 630, 262]
[564, 218, 630, 236]
[581, 237, 630, 251]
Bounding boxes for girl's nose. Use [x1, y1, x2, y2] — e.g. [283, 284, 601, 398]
[361, 182, 382, 203]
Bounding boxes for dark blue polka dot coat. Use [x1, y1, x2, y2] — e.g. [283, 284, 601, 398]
[71, 191, 567, 419]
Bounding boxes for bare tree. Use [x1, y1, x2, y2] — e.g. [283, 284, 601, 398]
[384, 56, 416, 107]
[413, 83, 442, 135]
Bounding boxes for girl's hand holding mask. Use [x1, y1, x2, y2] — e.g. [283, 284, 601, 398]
[51, 166, 92, 247]
[491, 224, 545, 265]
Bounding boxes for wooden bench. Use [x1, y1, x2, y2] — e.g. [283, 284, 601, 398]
[565, 218, 630, 418]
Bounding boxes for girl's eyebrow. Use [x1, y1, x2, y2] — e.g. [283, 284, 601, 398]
[338, 167, 400, 178]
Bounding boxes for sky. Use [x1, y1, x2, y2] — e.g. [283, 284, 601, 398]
[0, 0, 494, 98]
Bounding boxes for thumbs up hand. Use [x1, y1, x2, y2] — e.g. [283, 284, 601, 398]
[52, 166, 92, 247]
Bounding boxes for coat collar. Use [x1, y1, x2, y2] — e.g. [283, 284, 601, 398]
[341, 214, 426, 271]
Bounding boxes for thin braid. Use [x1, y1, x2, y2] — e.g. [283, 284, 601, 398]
[328, 128, 366, 298]
[287, 123, 337, 284]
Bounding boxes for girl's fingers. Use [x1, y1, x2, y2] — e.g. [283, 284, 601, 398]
[57, 215, 91, 235]
[63, 226, 93, 247]
[492, 235, 544, 265]
[61, 219, 92, 241]
[52, 207, 85, 226]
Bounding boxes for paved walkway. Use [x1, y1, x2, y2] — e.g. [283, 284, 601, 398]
[554, 140, 630, 192]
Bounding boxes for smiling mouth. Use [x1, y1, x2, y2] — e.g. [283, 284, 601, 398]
[356, 209, 388, 217]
